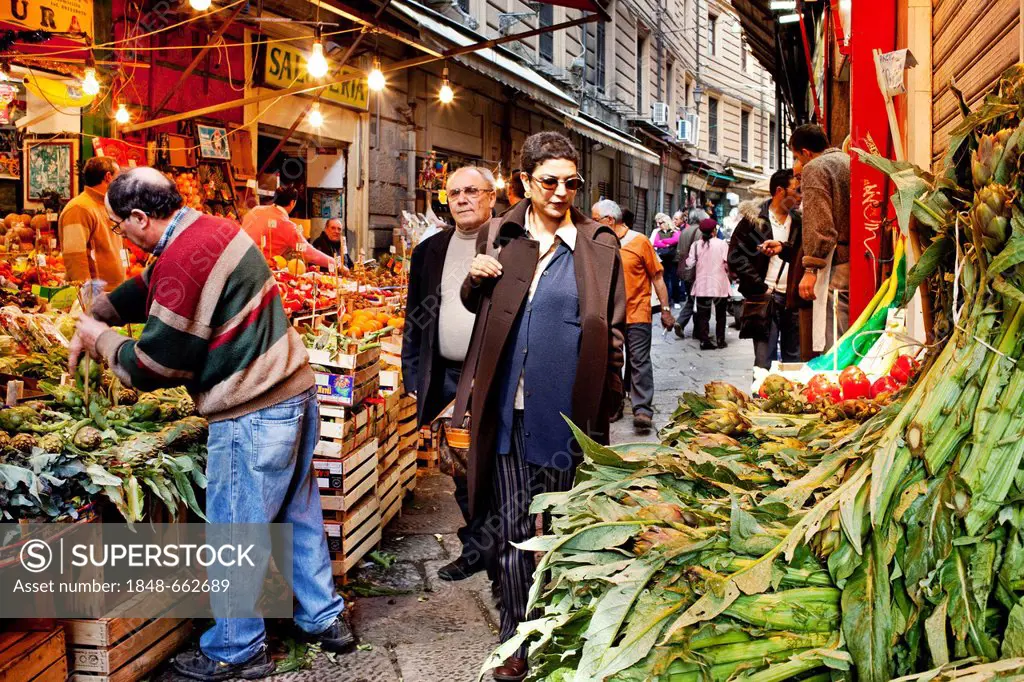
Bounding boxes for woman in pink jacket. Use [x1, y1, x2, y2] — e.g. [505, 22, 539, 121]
[686, 218, 731, 350]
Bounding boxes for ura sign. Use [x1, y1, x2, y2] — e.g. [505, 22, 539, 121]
[262, 44, 368, 112]
[3, 0, 93, 37]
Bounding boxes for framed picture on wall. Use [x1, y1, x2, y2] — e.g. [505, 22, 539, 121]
[196, 124, 231, 160]
[24, 139, 74, 201]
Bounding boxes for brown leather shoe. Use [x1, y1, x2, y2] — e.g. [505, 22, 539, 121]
[493, 656, 528, 681]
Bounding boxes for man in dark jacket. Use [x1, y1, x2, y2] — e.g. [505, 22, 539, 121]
[311, 218, 354, 270]
[728, 168, 804, 369]
[401, 166, 498, 582]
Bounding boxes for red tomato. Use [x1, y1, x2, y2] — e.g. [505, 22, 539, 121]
[806, 374, 833, 394]
[870, 375, 900, 399]
[890, 354, 921, 384]
[838, 366, 870, 400]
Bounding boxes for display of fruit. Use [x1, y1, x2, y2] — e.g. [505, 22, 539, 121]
[802, 373, 841, 404]
[870, 374, 900, 399]
[29, 214, 50, 232]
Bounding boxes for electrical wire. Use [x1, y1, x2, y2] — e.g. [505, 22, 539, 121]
[2, 0, 247, 61]
[0, 27, 362, 58]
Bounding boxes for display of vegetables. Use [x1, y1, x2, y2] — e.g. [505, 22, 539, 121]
[489, 66, 1024, 682]
[0, 380, 207, 523]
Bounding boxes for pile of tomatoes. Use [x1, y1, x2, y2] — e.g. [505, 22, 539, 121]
[800, 354, 922, 404]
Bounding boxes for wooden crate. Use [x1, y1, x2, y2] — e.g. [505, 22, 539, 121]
[377, 461, 403, 527]
[308, 346, 380, 371]
[316, 404, 375, 459]
[399, 449, 418, 493]
[326, 493, 382, 576]
[0, 627, 66, 682]
[66, 617, 192, 682]
[377, 431, 400, 474]
[417, 425, 439, 471]
[317, 438, 379, 517]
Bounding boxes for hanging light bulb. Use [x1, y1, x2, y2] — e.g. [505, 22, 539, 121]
[495, 173, 506, 190]
[307, 33, 329, 79]
[114, 102, 130, 124]
[367, 56, 386, 92]
[81, 65, 100, 96]
[189, 0, 212, 9]
[438, 65, 454, 104]
[308, 101, 324, 128]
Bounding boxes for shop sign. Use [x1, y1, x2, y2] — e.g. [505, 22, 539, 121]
[1, 0, 93, 37]
[263, 44, 368, 111]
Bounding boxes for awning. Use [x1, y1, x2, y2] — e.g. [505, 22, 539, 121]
[707, 170, 737, 186]
[541, 0, 610, 20]
[729, 167, 767, 183]
[391, 1, 579, 111]
[550, 108, 661, 165]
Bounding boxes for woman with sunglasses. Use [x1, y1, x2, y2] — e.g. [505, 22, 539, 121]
[456, 131, 625, 682]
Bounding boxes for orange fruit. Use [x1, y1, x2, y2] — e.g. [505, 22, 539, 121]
[341, 313, 352, 325]
[349, 326, 364, 339]
[375, 312, 390, 324]
[387, 317, 404, 329]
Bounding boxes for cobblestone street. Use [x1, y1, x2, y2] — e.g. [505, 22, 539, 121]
[269, 321, 756, 682]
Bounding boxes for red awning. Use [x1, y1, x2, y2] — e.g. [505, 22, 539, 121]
[536, 0, 609, 20]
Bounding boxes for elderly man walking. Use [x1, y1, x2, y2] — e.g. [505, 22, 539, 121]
[403, 166, 500, 582]
[592, 199, 674, 434]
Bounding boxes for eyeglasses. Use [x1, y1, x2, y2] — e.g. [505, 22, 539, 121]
[530, 174, 584, 192]
[447, 186, 494, 200]
[110, 216, 127, 236]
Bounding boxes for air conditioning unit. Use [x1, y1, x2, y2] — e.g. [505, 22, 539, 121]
[677, 113, 700, 146]
[651, 101, 670, 126]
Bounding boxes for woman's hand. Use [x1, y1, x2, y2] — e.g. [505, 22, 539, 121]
[468, 254, 503, 285]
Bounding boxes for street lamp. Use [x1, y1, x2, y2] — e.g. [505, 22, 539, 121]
[692, 82, 704, 106]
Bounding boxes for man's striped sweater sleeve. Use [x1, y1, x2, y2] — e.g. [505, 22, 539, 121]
[96, 298, 211, 392]
[93, 265, 152, 326]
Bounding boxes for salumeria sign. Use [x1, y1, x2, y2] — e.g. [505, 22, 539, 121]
[262, 43, 369, 112]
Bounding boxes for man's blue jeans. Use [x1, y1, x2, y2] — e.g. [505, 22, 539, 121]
[200, 387, 344, 664]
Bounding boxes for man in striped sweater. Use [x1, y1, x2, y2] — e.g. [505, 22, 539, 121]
[69, 168, 353, 681]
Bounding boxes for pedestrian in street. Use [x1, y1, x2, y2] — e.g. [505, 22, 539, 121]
[592, 199, 674, 435]
[69, 168, 353, 681]
[651, 212, 682, 305]
[673, 214, 702, 338]
[789, 124, 851, 353]
[59, 156, 125, 291]
[311, 217, 354, 270]
[241, 185, 337, 271]
[729, 168, 804, 369]
[686, 217, 731, 350]
[402, 166, 499, 583]
[460, 131, 625, 682]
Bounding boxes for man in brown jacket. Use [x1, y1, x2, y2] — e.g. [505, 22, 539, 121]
[60, 157, 124, 291]
[789, 124, 851, 348]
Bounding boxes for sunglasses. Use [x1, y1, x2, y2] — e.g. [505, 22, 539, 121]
[530, 174, 584, 192]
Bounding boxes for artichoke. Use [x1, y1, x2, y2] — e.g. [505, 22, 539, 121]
[759, 374, 795, 399]
[695, 408, 752, 437]
[72, 426, 103, 451]
[11, 433, 37, 452]
[0, 406, 40, 432]
[177, 395, 196, 417]
[704, 381, 749, 406]
[117, 388, 138, 405]
[131, 401, 160, 421]
[0, 431, 11, 452]
[972, 184, 1014, 254]
[972, 128, 1016, 189]
[37, 433, 63, 453]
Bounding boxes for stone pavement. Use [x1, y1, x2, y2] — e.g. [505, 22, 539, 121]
[159, 316, 755, 682]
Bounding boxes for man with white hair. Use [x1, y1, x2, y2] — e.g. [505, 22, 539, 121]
[591, 199, 674, 434]
[402, 165, 499, 582]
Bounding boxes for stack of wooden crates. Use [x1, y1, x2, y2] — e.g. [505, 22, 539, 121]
[311, 345, 384, 578]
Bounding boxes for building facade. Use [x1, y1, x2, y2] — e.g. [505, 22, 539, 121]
[356, 0, 780, 251]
